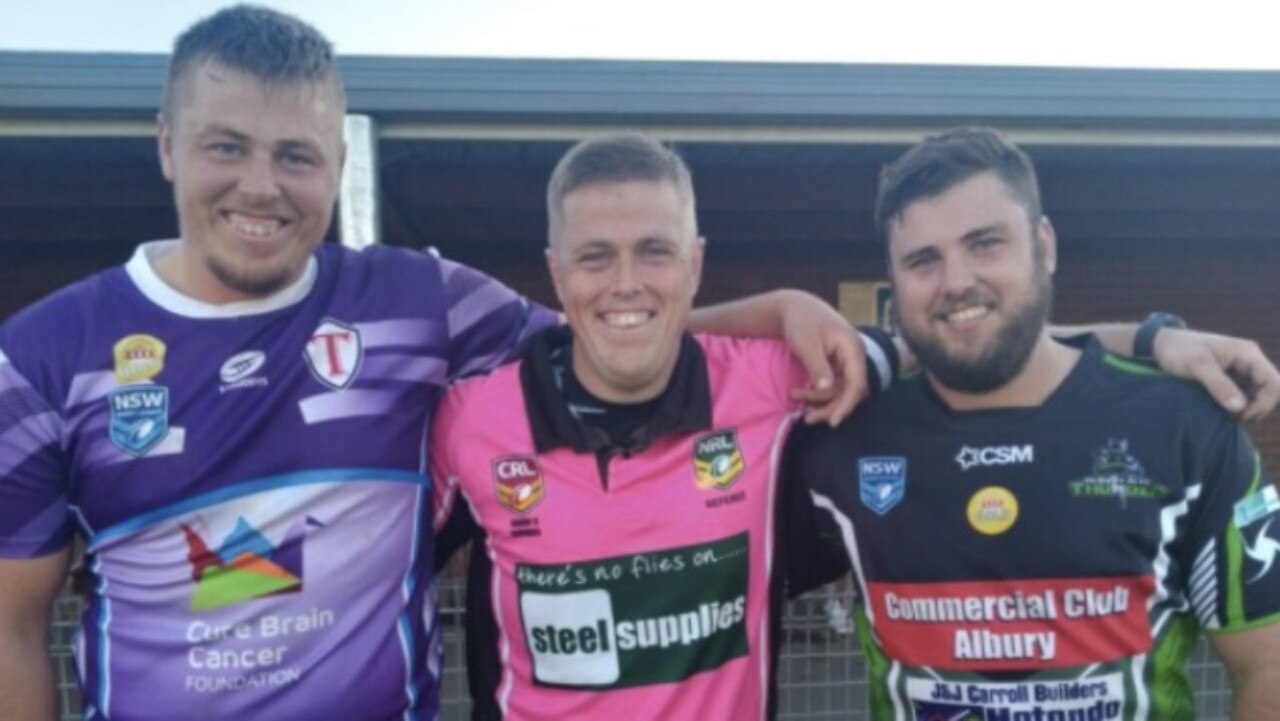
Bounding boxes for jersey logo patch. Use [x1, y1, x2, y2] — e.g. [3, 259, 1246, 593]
[1235, 485, 1280, 528]
[967, 486, 1019, 535]
[693, 429, 744, 490]
[304, 318, 362, 390]
[219, 350, 270, 393]
[1068, 439, 1167, 504]
[1244, 517, 1280, 584]
[113, 333, 166, 384]
[182, 516, 325, 611]
[494, 456, 545, 513]
[859, 456, 906, 516]
[955, 444, 1033, 470]
[107, 384, 170, 456]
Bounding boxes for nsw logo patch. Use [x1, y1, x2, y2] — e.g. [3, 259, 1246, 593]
[693, 429, 744, 490]
[859, 456, 906, 515]
[493, 455, 545, 513]
[108, 384, 170, 456]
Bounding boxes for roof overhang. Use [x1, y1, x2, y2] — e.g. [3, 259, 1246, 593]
[3, 52, 1279, 147]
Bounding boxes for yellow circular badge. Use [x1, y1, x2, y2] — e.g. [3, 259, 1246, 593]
[967, 486, 1019, 535]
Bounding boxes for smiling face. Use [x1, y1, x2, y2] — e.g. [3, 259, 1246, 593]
[547, 179, 704, 403]
[887, 171, 1055, 393]
[157, 62, 345, 304]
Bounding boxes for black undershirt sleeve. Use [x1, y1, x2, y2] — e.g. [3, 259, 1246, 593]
[779, 423, 852, 598]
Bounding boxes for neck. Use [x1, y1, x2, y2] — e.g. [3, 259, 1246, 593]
[570, 350, 676, 405]
[929, 332, 1080, 411]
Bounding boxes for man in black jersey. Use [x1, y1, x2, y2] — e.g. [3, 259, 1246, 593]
[787, 127, 1280, 721]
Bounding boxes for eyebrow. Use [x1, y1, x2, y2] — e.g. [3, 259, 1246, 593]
[198, 124, 249, 141]
[960, 223, 1007, 241]
[198, 125, 324, 153]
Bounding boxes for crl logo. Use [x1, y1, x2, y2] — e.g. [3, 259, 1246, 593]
[955, 444, 1034, 471]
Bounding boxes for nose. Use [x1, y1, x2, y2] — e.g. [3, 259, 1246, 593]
[237, 151, 281, 201]
[939, 256, 977, 296]
[612, 254, 643, 295]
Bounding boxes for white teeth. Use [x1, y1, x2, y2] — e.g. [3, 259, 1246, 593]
[947, 306, 988, 323]
[228, 213, 282, 238]
[603, 312, 650, 328]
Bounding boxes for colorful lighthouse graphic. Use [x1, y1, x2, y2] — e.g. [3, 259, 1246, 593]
[182, 516, 324, 611]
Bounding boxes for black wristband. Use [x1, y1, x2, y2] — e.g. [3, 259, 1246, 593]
[1133, 312, 1186, 362]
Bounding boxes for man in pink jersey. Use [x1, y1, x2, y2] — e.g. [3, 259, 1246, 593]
[430, 133, 1280, 721]
[432, 134, 868, 721]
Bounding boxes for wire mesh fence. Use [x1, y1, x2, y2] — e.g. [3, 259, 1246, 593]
[53, 581, 1233, 720]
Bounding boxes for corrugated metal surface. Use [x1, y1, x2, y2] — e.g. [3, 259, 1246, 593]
[3, 51, 1279, 133]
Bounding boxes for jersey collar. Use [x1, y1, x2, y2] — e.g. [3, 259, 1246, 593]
[125, 240, 318, 319]
[519, 325, 713, 455]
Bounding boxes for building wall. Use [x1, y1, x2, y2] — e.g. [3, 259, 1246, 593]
[1, 137, 1276, 471]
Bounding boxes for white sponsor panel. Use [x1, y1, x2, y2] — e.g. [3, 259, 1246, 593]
[906, 673, 1126, 720]
[521, 589, 619, 686]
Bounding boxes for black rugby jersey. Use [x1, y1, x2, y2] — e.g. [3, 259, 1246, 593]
[786, 338, 1280, 721]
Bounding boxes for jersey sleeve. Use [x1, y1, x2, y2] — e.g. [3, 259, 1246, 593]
[780, 423, 852, 597]
[429, 384, 479, 570]
[1180, 412, 1280, 633]
[855, 325, 899, 396]
[435, 252, 558, 382]
[0, 347, 71, 557]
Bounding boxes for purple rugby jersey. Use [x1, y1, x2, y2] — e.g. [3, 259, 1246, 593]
[0, 241, 555, 720]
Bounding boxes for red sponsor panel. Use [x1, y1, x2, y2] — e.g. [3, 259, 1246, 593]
[868, 575, 1155, 671]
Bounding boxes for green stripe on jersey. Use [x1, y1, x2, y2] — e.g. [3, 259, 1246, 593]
[1103, 354, 1164, 376]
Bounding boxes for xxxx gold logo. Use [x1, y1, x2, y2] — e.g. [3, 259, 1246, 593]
[493, 456, 545, 513]
[113, 334, 166, 384]
[694, 429, 744, 491]
[967, 486, 1019, 536]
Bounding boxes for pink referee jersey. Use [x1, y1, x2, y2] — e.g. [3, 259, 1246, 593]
[432, 332, 807, 721]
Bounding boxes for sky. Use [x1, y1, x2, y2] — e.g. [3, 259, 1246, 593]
[1, 0, 1278, 70]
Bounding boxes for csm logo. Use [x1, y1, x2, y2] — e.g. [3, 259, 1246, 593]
[955, 444, 1034, 471]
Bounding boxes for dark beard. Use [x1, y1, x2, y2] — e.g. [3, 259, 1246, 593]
[900, 267, 1052, 394]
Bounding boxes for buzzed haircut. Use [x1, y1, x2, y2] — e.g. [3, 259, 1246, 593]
[162, 4, 344, 120]
[546, 133, 697, 242]
[874, 127, 1043, 244]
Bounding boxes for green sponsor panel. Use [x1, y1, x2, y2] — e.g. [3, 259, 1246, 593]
[517, 531, 750, 689]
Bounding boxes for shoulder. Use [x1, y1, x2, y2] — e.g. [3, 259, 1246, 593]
[439, 359, 524, 418]
[1091, 351, 1229, 430]
[321, 243, 448, 283]
[694, 333, 796, 374]
[0, 266, 123, 388]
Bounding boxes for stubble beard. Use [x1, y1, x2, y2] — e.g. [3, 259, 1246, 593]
[206, 255, 297, 299]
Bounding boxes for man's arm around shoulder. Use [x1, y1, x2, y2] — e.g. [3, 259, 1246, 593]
[0, 548, 70, 721]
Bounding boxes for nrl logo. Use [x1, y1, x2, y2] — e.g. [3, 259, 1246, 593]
[493, 456, 545, 513]
[693, 429, 744, 491]
[1068, 439, 1168, 503]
